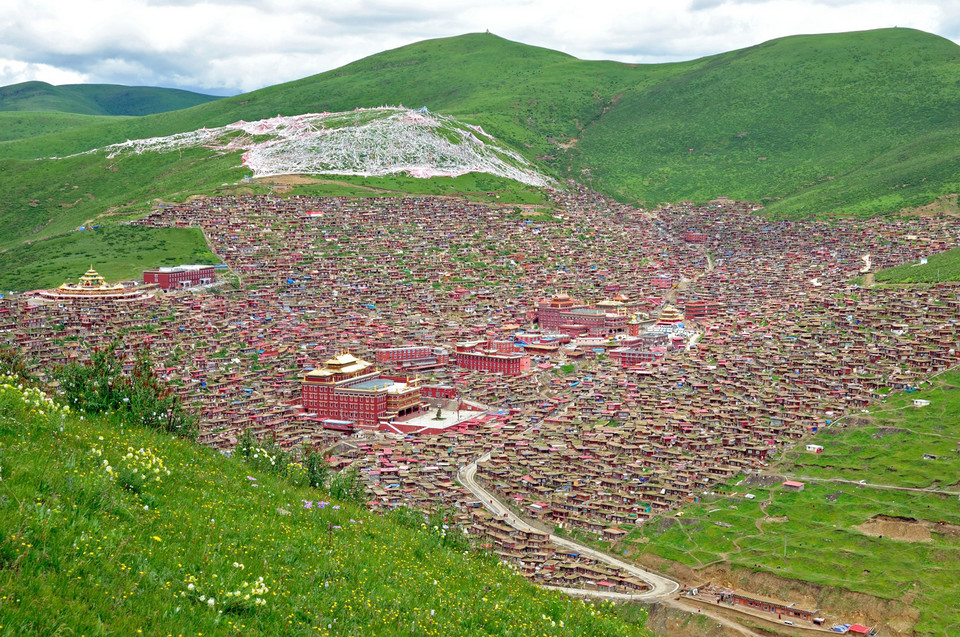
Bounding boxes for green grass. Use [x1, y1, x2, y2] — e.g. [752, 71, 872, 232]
[635, 372, 960, 635]
[570, 28, 960, 216]
[0, 81, 220, 116]
[0, 148, 256, 251]
[784, 371, 960, 486]
[0, 225, 218, 292]
[640, 481, 960, 635]
[0, 381, 656, 636]
[874, 246, 960, 283]
[0, 112, 130, 143]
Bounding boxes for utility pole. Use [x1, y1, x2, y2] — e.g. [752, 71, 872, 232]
[783, 535, 787, 558]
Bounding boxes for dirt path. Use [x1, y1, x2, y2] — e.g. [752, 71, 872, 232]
[666, 597, 771, 637]
[779, 474, 960, 496]
[461, 454, 818, 636]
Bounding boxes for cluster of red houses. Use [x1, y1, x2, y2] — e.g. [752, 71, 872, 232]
[2, 180, 956, 596]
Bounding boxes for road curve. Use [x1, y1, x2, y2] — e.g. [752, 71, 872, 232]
[458, 452, 680, 601]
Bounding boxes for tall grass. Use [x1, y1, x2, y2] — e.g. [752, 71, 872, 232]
[0, 380, 655, 636]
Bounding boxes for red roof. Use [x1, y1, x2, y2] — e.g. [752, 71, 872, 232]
[848, 626, 870, 634]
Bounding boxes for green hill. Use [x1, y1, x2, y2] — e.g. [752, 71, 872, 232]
[0, 81, 220, 116]
[1, 28, 959, 253]
[0, 111, 130, 143]
[571, 28, 960, 217]
[0, 377, 655, 636]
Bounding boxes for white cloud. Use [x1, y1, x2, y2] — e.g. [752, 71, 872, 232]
[0, 58, 89, 86]
[0, 0, 957, 94]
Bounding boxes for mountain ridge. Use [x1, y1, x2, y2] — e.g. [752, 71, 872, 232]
[0, 80, 221, 116]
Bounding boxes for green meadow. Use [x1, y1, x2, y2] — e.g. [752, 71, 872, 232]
[874, 246, 960, 283]
[0, 380, 655, 636]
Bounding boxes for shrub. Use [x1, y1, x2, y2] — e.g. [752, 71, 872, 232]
[329, 465, 366, 504]
[56, 342, 198, 439]
[302, 443, 329, 488]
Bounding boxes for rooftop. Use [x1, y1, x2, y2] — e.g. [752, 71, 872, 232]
[349, 379, 395, 391]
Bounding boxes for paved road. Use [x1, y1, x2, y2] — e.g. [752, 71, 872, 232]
[458, 452, 680, 601]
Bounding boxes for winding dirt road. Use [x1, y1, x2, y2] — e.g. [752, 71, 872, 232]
[458, 452, 679, 600]
[458, 453, 777, 636]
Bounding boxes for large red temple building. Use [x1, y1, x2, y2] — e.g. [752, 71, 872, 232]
[301, 353, 424, 430]
[375, 346, 449, 370]
[536, 294, 628, 336]
[143, 265, 216, 290]
[685, 300, 721, 321]
[454, 342, 531, 376]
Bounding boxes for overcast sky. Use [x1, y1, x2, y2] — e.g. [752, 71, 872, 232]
[2, 0, 958, 95]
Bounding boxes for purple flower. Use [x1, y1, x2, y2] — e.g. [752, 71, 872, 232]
[317, 501, 330, 509]
[303, 500, 313, 509]
[332, 505, 341, 510]
[246, 476, 257, 481]
[332, 525, 341, 530]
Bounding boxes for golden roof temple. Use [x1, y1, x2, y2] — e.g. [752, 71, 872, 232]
[36, 267, 154, 302]
[656, 304, 685, 325]
[304, 352, 375, 380]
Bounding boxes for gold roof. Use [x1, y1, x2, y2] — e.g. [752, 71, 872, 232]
[657, 304, 684, 323]
[56, 266, 125, 293]
[305, 352, 373, 378]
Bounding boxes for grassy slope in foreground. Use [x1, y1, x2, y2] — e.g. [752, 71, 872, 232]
[0, 226, 218, 292]
[633, 370, 960, 636]
[0, 382, 655, 637]
[0, 81, 220, 116]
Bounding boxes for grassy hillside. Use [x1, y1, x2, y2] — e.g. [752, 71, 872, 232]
[0, 111, 129, 143]
[0, 34, 644, 162]
[572, 28, 960, 217]
[0, 147, 249, 251]
[0, 225, 218, 292]
[0, 81, 220, 116]
[1, 29, 959, 253]
[632, 370, 960, 636]
[874, 245, 960, 283]
[0, 379, 655, 636]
